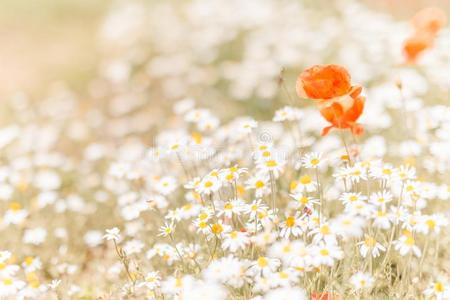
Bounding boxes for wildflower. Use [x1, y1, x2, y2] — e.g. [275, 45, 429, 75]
[333, 214, 365, 239]
[404, 7, 447, 63]
[222, 231, 250, 253]
[311, 242, 344, 267]
[123, 239, 145, 255]
[155, 176, 178, 195]
[340, 192, 367, 207]
[2, 202, 28, 225]
[369, 163, 398, 181]
[309, 223, 337, 244]
[256, 156, 286, 177]
[279, 213, 305, 238]
[373, 210, 392, 230]
[411, 7, 447, 34]
[423, 280, 450, 300]
[158, 223, 175, 237]
[48, 279, 61, 290]
[296, 64, 352, 100]
[217, 198, 245, 219]
[297, 64, 365, 136]
[416, 214, 448, 235]
[0, 277, 26, 298]
[245, 174, 271, 198]
[209, 220, 231, 238]
[270, 269, 299, 287]
[273, 106, 303, 122]
[301, 152, 324, 169]
[369, 190, 393, 208]
[394, 233, 421, 257]
[219, 165, 247, 184]
[22, 257, 42, 273]
[292, 175, 317, 193]
[244, 199, 269, 219]
[103, 227, 121, 241]
[138, 271, 161, 290]
[290, 193, 320, 209]
[249, 256, 281, 277]
[196, 175, 222, 195]
[23, 228, 47, 245]
[268, 240, 297, 264]
[357, 235, 386, 258]
[202, 256, 242, 288]
[350, 272, 375, 290]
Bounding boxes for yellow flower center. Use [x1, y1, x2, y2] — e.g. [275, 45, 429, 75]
[286, 216, 296, 227]
[352, 170, 361, 176]
[364, 237, 376, 247]
[382, 168, 392, 175]
[310, 158, 320, 165]
[211, 223, 223, 235]
[175, 278, 183, 288]
[349, 195, 358, 202]
[199, 213, 208, 220]
[405, 237, 415, 246]
[282, 245, 291, 253]
[9, 202, 22, 211]
[182, 203, 193, 211]
[255, 180, 265, 188]
[279, 271, 289, 279]
[299, 175, 311, 185]
[30, 280, 40, 289]
[192, 132, 203, 144]
[224, 203, 233, 210]
[204, 181, 213, 188]
[300, 196, 309, 204]
[229, 231, 238, 239]
[266, 160, 277, 167]
[320, 249, 329, 256]
[426, 219, 436, 229]
[341, 155, 349, 161]
[435, 282, 444, 293]
[25, 256, 34, 266]
[3, 278, 13, 286]
[257, 257, 268, 268]
[320, 225, 330, 235]
[257, 211, 267, 219]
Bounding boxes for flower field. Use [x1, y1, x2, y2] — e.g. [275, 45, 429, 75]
[0, 1, 449, 299]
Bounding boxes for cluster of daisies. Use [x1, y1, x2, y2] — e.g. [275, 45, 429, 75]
[100, 93, 449, 299]
[0, 0, 449, 299]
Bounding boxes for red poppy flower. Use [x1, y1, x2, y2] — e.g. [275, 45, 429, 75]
[296, 64, 352, 100]
[319, 93, 365, 136]
[297, 64, 365, 136]
[411, 7, 447, 35]
[403, 32, 434, 63]
[403, 7, 447, 63]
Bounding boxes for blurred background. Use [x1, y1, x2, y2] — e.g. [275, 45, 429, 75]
[1, 0, 449, 98]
